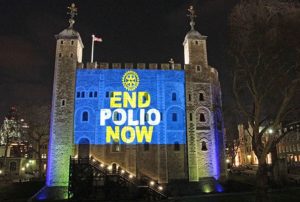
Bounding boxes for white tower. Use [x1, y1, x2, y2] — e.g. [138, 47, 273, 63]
[184, 6, 225, 182]
[34, 4, 84, 200]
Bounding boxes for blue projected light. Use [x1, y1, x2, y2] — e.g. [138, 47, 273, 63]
[74, 69, 186, 145]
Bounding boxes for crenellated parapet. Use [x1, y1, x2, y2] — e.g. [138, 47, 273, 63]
[77, 62, 183, 70]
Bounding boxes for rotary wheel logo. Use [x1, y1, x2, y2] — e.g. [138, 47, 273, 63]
[122, 71, 139, 91]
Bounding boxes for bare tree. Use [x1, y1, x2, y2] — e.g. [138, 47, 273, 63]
[19, 104, 50, 178]
[227, 138, 240, 167]
[229, 0, 300, 201]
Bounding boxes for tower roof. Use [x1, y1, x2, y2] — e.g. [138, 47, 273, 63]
[183, 6, 207, 44]
[56, 3, 84, 48]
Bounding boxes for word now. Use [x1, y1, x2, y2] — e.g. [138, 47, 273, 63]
[100, 109, 161, 126]
[106, 126, 153, 143]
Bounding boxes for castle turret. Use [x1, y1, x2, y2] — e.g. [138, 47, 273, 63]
[184, 6, 225, 183]
[34, 4, 84, 200]
[183, 6, 208, 67]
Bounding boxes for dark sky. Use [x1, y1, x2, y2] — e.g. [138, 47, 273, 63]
[0, 0, 238, 130]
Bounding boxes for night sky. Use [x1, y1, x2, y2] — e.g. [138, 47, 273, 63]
[0, 0, 238, 131]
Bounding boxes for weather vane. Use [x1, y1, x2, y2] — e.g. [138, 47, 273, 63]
[187, 5, 197, 30]
[67, 3, 78, 28]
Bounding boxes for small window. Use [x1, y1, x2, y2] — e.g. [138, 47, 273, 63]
[94, 91, 97, 97]
[10, 162, 17, 171]
[71, 40, 74, 45]
[199, 93, 204, 101]
[188, 94, 191, 101]
[61, 99, 66, 106]
[112, 139, 120, 152]
[76, 92, 81, 98]
[174, 142, 180, 151]
[201, 141, 208, 151]
[89, 92, 93, 97]
[60, 41, 64, 45]
[189, 113, 193, 121]
[196, 65, 201, 72]
[200, 113, 205, 122]
[70, 53, 73, 58]
[172, 93, 176, 101]
[82, 111, 89, 122]
[143, 93, 149, 102]
[172, 113, 177, 122]
[59, 53, 62, 57]
[113, 112, 120, 121]
[81, 92, 85, 98]
[195, 40, 199, 45]
[106, 91, 109, 98]
[144, 143, 149, 151]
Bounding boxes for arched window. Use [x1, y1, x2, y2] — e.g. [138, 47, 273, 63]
[89, 92, 93, 97]
[172, 113, 177, 122]
[94, 91, 98, 97]
[76, 92, 81, 98]
[200, 113, 205, 122]
[10, 162, 17, 171]
[112, 139, 120, 152]
[199, 93, 204, 101]
[82, 111, 89, 122]
[106, 91, 109, 98]
[174, 142, 180, 151]
[172, 93, 176, 101]
[144, 143, 149, 151]
[201, 141, 208, 151]
[61, 99, 66, 107]
[81, 92, 85, 98]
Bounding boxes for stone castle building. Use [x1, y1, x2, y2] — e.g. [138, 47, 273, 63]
[35, 4, 226, 200]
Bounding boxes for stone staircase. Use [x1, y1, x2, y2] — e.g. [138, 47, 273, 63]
[68, 156, 167, 200]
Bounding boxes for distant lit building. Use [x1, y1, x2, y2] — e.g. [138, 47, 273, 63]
[277, 125, 300, 164]
[234, 123, 272, 166]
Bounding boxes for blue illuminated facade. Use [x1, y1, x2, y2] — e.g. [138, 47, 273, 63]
[74, 69, 186, 145]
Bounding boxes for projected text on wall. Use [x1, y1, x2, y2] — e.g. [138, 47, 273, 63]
[74, 69, 186, 145]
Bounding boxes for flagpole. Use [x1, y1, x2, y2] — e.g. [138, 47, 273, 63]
[91, 35, 94, 63]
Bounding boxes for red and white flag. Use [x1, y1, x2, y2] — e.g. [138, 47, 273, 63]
[92, 35, 102, 42]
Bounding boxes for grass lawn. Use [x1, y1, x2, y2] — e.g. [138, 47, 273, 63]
[0, 180, 300, 202]
[166, 188, 300, 202]
[0, 180, 44, 202]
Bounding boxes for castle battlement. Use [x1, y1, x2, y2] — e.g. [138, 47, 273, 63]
[77, 62, 220, 83]
[77, 62, 183, 70]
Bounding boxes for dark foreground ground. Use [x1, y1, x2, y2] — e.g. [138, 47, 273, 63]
[1, 179, 300, 202]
